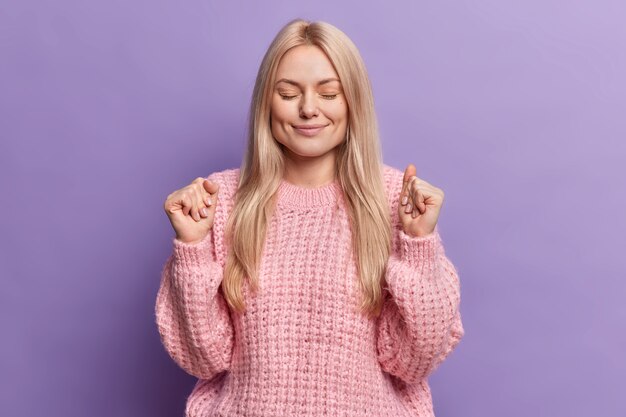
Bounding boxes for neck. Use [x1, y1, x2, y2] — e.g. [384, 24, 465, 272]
[282, 148, 337, 187]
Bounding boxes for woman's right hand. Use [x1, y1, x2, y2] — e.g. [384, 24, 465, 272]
[163, 177, 220, 244]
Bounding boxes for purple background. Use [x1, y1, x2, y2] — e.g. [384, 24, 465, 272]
[2, 1, 625, 416]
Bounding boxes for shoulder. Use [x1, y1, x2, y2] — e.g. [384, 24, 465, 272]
[381, 163, 406, 238]
[381, 163, 404, 204]
[205, 167, 240, 225]
[205, 167, 240, 265]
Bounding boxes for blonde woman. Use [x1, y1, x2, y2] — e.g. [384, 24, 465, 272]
[156, 18, 464, 417]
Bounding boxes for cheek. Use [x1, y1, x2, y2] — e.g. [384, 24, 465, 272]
[271, 96, 297, 121]
[270, 101, 292, 136]
[327, 101, 348, 121]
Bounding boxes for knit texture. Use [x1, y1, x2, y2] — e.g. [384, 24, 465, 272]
[155, 164, 464, 417]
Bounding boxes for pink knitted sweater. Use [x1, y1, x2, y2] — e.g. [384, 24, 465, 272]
[155, 164, 464, 417]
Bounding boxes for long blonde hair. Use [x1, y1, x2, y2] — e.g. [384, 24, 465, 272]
[222, 18, 392, 319]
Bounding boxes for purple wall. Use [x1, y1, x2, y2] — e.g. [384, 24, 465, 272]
[2, 1, 624, 416]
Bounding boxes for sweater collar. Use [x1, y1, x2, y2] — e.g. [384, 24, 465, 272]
[277, 177, 342, 209]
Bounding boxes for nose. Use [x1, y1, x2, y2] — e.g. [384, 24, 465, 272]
[299, 92, 319, 118]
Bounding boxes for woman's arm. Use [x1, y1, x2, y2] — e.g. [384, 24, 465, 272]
[376, 165, 464, 385]
[155, 170, 237, 380]
[376, 228, 464, 385]
[155, 232, 234, 380]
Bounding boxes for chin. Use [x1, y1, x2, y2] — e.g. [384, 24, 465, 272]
[281, 142, 330, 158]
[291, 149, 328, 158]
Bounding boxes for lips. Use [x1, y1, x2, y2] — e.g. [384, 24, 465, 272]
[292, 124, 328, 137]
[293, 124, 327, 129]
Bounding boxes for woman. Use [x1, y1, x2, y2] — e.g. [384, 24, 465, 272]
[156, 18, 464, 417]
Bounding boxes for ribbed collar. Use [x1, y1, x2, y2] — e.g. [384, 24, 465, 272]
[277, 177, 342, 209]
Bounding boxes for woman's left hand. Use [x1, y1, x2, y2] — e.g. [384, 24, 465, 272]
[398, 163, 445, 238]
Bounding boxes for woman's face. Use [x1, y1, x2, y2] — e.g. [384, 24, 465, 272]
[270, 45, 348, 162]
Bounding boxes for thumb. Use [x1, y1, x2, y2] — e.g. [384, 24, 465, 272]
[203, 178, 220, 195]
[401, 163, 417, 198]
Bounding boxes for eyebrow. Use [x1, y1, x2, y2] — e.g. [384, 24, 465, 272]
[275, 78, 341, 87]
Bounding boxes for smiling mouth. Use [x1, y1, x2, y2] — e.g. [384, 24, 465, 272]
[292, 124, 328, 137]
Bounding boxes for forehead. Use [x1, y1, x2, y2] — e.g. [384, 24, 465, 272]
[275, 45, 340, 82]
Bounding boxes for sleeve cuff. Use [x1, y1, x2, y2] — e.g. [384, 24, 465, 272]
[398, 227, 442, 270]
[172, 232, 215, 270]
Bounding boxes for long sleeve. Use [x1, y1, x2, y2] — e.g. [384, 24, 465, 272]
[155, 227, 235, 380]
[376, 226, 464, 384]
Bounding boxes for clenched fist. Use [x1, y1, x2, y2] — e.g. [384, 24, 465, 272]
[163, 177, 220, 244]
[398, 164, 444, 238]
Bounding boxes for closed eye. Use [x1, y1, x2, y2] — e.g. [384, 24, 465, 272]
[279, 94, 339, 100]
